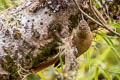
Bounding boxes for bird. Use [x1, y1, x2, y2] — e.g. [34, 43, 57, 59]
[73, 19, 92, 57]
[32, 19, 92, 72]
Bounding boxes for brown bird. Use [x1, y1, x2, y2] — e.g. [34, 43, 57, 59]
[32, 20, 92, 72]
[73, 20, 92, 57]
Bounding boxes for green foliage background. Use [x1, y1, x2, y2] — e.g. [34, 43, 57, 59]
[0, 0, 24, 10]
[0, 0, 120, 80]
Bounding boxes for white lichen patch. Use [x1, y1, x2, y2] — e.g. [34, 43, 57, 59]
[0, 0, 55, 67]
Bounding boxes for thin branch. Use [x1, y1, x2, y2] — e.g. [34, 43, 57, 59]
[73, 0, 120, 37]
[93, 6, 107, 24]
[89, 0, 105, 24]
[90, 0, 120, 37]
[89, 0, 106, 24]
[72, 0, 102, 26]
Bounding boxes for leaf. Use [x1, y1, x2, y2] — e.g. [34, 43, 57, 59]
[110, 66, 120, 74]
[115, 74, 120, 80]
[98, 32, 120, 59]
[26, 74, 40, 80]
[1, 0, 8, 8]
[100, 48, 111, 61]
[37, 72, 46, 80]
[108, 21, 120, 28]
[103, 70, 112, 80]
[94, 67, 99, 80]
[85, 49, 91, 71]
[99, 32, 114, 46]
[58, 48, 64, 70]
[56, 67, 62, 75]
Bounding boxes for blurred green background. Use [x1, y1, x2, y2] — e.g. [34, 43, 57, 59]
[0, 0, 24, 10]
[0, 0, 120, 80]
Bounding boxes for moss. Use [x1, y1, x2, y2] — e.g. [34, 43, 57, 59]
[32, 41, 59, 67]
[68, 12, 81, 30]
[48, 21, 65, 40]
[3, 55, 20, 80]
[49, 21, 63, 33]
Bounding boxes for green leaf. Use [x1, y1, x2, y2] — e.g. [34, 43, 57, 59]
[103, 70, 112, 80]
[95, 67, 99, 80]
[100, 48, 111, 61]
[86, 49, 91, 71]
[99, 32, 114, 46]
[115, 74, 120, 80]
[1, 0, 8, 8]
[108, 21, 120, 28]
[37, 72, 46, 80]
[110, 66, 120, 74]
[58, 48, 64, 70]
[26, 74, 40, 80]
[98, 32, 120, 59]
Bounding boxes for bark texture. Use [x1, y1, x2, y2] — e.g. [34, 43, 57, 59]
[0, 0, 82, 80]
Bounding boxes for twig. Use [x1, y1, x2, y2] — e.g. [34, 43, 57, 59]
[89, 0, 105, 24]
[72, 0, 120, 37]
[93, 6, 107, 24]
[90, 0, 120, 37]
[72, 0, 102, 26]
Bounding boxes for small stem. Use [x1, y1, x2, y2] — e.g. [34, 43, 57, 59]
[73, 0, 120, 37]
